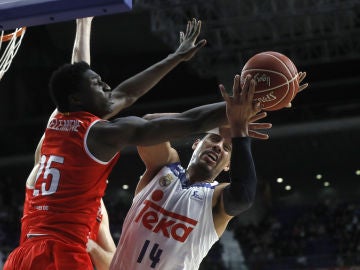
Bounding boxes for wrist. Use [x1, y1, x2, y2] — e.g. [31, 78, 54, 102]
[231, 131, 248, 138]
[230, 123, 248, 137]
[167, 52, 184, 63]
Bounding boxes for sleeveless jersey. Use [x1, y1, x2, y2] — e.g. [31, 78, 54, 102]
[110, 163, 219, 270]
[21, 187, 103, 244]
[26, 111, 119, 246]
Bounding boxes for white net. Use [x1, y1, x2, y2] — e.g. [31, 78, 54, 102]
[0, 27, 26, 80]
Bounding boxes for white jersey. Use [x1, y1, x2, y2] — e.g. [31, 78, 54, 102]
[110, 163, 219, 270]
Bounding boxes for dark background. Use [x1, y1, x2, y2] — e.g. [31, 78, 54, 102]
[0, 0, 360, 268]
[1, 0, 359, 205]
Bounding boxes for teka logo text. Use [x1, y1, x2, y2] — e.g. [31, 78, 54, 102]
[134, 190, 198, 242]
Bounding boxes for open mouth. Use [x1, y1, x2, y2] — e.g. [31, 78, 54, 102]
[202, 151, 219, 164]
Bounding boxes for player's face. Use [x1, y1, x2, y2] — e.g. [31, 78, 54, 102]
[77, 69, 113, 117]
[189, 134, 232, 180]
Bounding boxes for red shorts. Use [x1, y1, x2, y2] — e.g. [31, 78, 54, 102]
[4, 236, 93, 270]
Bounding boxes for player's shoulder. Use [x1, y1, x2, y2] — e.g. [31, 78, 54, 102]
[213, 182, 231, 201]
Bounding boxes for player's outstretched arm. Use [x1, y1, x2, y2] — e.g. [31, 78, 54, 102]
[89, 87, 270, 162]
[104, 18, 207, 119]
[220, 74, 260, 211]
[90, 100, 227, 158]
[71, 17, 93, 65]
[212, 75, 264, 236]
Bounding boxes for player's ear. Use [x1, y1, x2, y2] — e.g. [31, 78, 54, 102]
[192, 139, 201, 150]
[223, 163, 230, 172]
[68, 93, 81, 106]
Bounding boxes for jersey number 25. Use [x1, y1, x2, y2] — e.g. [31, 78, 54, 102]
[33, 154, 64, 196]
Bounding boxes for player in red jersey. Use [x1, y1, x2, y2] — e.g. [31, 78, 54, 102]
[19, 15, 95, 244]
[18, 17, 116, 270]
[5, 17, 210, 270]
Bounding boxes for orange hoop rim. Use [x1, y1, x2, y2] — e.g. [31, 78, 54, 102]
[1, 27, 27, 42]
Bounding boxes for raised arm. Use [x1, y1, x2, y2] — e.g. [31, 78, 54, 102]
[103, 18, 207, 119]
[71, 17, 93, 64]
[89, 73, 274, 162]
[212, 75, 264, 236]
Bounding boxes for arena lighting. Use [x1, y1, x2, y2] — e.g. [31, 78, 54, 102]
[276, 177, 284, 183]
[316, 174, 323, 180]
[285, 185, 291, 191]
[122, 184, 129, 190]
[323, 181, 330, 187]
[355, 170, 360, 176]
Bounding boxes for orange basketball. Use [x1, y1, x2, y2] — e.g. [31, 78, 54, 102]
[240, 51, 299, 111]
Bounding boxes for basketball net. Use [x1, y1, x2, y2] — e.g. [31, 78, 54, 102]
[0, 27, 26, 80]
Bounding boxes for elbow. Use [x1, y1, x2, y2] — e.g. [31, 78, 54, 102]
[224, 197, 254, 216]
[240, 200, 254, 212]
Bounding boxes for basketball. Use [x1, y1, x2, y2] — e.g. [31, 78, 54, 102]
[240, 51, 299, 111]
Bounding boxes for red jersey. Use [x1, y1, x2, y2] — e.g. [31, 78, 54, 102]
[20, 187, 32, 244]
[27, 111, 119, 246]
[21, 186, 103, 244]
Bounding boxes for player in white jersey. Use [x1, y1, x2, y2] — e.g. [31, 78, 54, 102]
[110, 74, 272, 269]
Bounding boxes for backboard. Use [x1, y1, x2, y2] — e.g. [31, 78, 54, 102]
[0, 0, 133, 31]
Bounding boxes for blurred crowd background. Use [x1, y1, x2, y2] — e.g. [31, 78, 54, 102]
[1, 172, 360, 269]
[1, 0, 360, 269]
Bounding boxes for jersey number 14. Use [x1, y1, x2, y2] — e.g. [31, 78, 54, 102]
[137, 240, 163, 268]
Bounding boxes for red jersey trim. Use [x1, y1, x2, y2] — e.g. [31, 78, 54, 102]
[83, 119, 118, 165]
